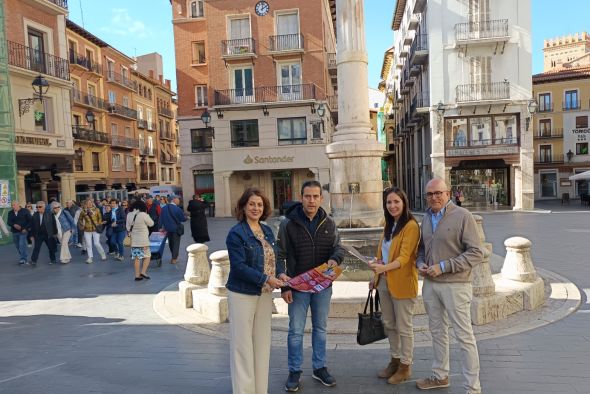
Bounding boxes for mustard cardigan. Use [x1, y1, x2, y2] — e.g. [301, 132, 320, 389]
[375, 219, 420, 299]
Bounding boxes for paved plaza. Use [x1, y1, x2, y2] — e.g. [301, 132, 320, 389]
[0, 201, 589, 393]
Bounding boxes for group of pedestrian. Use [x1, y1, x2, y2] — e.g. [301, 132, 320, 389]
[225, 178, 485, 394]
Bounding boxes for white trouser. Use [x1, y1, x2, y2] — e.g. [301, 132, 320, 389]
[377, 276, 417, 364]
[422, 280, 481, 394]
[84, 231, 105, 260]
[228, 290, 272, 394]
[59, 230, 72, 263]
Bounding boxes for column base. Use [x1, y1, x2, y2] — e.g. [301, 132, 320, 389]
[192, 288, 229, 323]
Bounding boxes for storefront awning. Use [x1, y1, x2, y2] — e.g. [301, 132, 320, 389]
[569, 170, 590, 181]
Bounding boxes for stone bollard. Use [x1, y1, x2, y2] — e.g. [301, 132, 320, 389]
[178, 243, 210, 308]
[208, 250, 230, 297]
[501, 236, 545, 310]
[501, 237, 537, 282]
[471, 215, 495, 297]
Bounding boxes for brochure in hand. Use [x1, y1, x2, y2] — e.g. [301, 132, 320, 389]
[286, 263, 343, 293]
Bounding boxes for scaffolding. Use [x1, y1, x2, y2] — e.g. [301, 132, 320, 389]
[0, 0, 18, 245]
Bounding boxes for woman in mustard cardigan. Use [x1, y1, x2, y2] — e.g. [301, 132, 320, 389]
[368, 187, 420, 385]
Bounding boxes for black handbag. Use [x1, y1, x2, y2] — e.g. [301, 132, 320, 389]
[357, 288, 387, 345]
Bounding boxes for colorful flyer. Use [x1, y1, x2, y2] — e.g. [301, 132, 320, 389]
[286, 262, 343, 293]
[0, 180, 10, 208]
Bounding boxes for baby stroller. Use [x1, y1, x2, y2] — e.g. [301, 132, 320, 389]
[149, 231, 168, 267]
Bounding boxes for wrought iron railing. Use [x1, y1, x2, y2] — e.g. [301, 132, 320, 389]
[445, 137, 519, 148]
[410, 33, 428, 55]
[455, 19, 509, 41]
[214, 83, 318, 105]
[111, 135, 139, 149]
[71, 89, 108, 111]
[456, 81, 510, 102]
[69, 50, 101, 74]
[108, 103, 137, 119]
[269, 33, 304, 52]
[535, 153, 564, 164]
[562, 100, 581, 111]
[158, 106, 174, 118]
[7, 40, 69, 81]
[221, 38, 256, 56]
[538, 102, 553, 112]
[535, 128, 563, 139]
[48, 0, 68, 9]
[411, 91, 430, 112]
[72, 126, 109, 143]
[137, 119, 147, 129]
[106, 70, 136, 90]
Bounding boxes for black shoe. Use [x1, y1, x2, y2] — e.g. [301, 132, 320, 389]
[134, 277, 143, 281]
[285, 371, 302, 392]
[140, 274, 150, 280]
[312, 367, 336, 387]
[81, 250, 86, 255]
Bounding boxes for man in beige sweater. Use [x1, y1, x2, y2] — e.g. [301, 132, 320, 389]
[415, 178, 484, 394]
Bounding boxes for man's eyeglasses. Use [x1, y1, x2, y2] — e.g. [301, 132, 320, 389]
[424, 191, 446, 199]
[36, 205, 43, 208]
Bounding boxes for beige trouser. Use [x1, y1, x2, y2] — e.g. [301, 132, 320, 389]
[422, 279, 481, 394]
[228, 290, 273, 394]
[59, 230, 72, 263]
[377, 276, 417, 365]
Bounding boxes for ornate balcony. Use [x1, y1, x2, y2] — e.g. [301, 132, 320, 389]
[213, 83, 318, 106]
[409, 34, 428, 66]
[534, 153, 564, 165]
[534, 128, 563, 139]
[158, 106, 174, 118]
[455, 19, 509, 43]
[111, 135, 139, 149]
[221, 38, 256, 58]
[456, 82, 510, 103]
[137, 119, 147, 129]
[7, 40, 69, 81]
[269, 33, 304, 53]
[48, 0, 68, 9]
[71, 89, 108, 111]
[106, 70, 136, 91]
[69, 50, 101, 75]
[108, 103, 137, 120]
[72, 126, 109, 144]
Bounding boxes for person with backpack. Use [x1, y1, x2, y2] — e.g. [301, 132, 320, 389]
[159, 197, 186, 264]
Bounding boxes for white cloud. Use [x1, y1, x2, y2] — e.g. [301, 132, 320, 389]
[101, 8, 149, 38]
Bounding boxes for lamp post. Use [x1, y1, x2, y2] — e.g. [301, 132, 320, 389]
[526, 99, 538, 131]
[18, 74, 49, 116]
[200, 110, 211, 128]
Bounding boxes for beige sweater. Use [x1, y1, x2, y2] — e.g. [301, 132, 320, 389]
[417, 202, 484, 283]
[126, 210, 154, 247]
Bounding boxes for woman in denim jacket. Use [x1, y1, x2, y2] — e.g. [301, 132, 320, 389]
[226, 187, 289, 394]
[50, 201, 76, 264]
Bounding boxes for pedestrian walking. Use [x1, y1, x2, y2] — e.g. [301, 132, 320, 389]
[146, 196, 160, 235]
[65, 200, 81, 246]
[187, 194, 210, 243]
[277, 180, 346, 391]
[51, 201, 76, 264]
[79, 199, 106, 264]
[126, 200, 154, 281]
[109, 199, 127, 261]
[25, 202, 34, 246]
[159, 197, 186, 264]
[368, 187, 420, 385]
[30, 201, 58, 266]
[226, 187, 286, 394]
[103, 204, 116, 255]
[416, 178, 484, 393]
[8, 201, 32, 264]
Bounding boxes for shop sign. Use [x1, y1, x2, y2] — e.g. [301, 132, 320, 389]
[446, 146, 519, 157]
[243, 155, 295, 164]
[0, 180, 10, 208]
[572, 128, 590, 142]
[15, 136, 51, 146]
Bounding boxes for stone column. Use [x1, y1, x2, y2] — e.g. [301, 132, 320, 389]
[17, 170, 29, 205]
[40, 182, 48, 202]
[325, 0, 384, 228]
[58, 173, 76, 203]
[208, 250, 230, 297]
[512, 164, 522, 210]
[178, 243, 210, 308]
[471, 215, 495, 297]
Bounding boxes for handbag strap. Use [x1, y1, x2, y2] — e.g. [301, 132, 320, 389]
[363, 289, 376, 316]
[129, 212, 138, 232]
[87, 210, 98, 231]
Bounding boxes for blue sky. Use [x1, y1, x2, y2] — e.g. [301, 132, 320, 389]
[67, 0, 590, 92]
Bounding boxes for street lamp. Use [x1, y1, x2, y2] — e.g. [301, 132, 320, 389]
[200, 110, 211, 127]
[18, 74, 50, 116]
[316, 103, 326, 118]
[526, 99, 538, 131]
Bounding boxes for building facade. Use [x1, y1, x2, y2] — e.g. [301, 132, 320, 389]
[388, 0, 534, 210]
[543, 32, 590, 72]
[172, 0, 338, 216]
[6, 0, 75, 203]
[533, 66, 590, 200]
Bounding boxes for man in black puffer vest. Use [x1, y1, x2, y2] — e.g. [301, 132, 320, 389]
[277, 180, 345, 392]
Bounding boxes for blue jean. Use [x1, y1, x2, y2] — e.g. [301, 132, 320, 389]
[287, 286, 332, 372]
[111, 231, 126, 256]
[12, 232, 28, 262]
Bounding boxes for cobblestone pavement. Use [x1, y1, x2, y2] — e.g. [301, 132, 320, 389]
[0, 203, 589, 393]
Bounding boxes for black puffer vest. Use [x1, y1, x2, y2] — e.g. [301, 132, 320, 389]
[283, 204, 338, 277]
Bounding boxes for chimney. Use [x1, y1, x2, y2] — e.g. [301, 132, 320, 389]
[159, 75, 163, 83]
[165, 79, 171, 89]
[149, 70, 154, 79]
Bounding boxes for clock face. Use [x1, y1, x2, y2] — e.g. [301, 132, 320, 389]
[255, 1, 269, 16]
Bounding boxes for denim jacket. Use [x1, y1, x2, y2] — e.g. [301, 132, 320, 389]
[56, 209, 76, 233]
[225, 221, 285, 296]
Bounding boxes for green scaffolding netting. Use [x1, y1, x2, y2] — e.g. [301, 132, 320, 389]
[0, 0, 18, 245]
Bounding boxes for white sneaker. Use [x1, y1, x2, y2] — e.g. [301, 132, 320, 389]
[100, 254, 107, 261]
[86, 258, 93, 264]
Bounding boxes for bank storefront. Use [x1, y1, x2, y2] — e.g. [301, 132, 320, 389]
[212, 149, 330, 217]
[445, 115, 521, 208]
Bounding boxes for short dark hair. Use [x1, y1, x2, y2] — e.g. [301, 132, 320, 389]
[235, 187, 271, 222]
[300, 180, 322, 196]
[110, 198, 119, 204]
[131, 200, 148, 213]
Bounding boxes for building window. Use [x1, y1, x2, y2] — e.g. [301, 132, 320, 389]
[112, 154, 121, 171]
[191, 128, 213, 152]
[195, 85, 208, 107]
[231, 120, 259, 147]
[111, 123, 118, 136]
[192, 41, 206, 64]
[194, 170, 214, 196]
[539, 119, 552, 137]
[161, 167, 167, 182]
[92, 152, 100, 171]
[539, 144, 552, 163]
[275, 12, 300, 50]
[126, 155, 134, 171]
[540, 172, 557, 197]
[169, 168, 175, 182]
[108, 90, 116, 104]
[538, 93, 551, 112]
[148, 136, 154, 155]
[106, 60, 115, 80]
[278, 63, 302, 98]
[311, 121, 323, 140]
[122, 95, 129, 108]
[27, 28, 46, 73]
[125, 126, 131, 138]
[278, 117, 307, 145]
[148, 162, 157, 181]
[576, 116, 588, 128]
[564, 90, 579, 110]
[74, 154, 84, 172]
[494, 115, 516, 144]
[190, 0, 204, 17]
[576, 142, 589, 155]
[469, 117, 492, 145]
